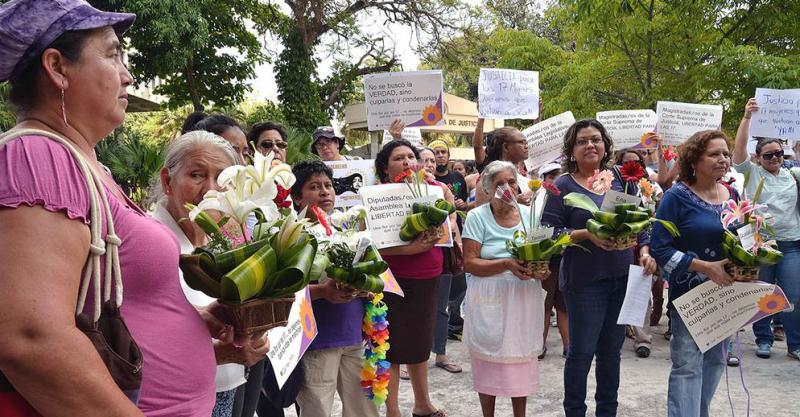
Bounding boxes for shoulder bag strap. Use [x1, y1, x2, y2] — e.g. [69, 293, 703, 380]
[0, 128, 124, 322]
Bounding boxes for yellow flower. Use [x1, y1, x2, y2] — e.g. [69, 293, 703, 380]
[757, 293, 788, 315]
[529, 179, 542, 191]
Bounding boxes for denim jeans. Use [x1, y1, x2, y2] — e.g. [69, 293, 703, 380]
[432, 274, 453, 355]
[563, 276, 627, 417]
[448, 272, 467, 333]
[667, 309, 726, 417]
[752, 240, 800, 352]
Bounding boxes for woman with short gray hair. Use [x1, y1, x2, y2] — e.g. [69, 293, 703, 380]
[150, 131, 269, 417]
[462, 160, 546, 417]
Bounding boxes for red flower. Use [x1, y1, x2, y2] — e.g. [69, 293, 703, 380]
[620, 161, 646, 183]
[542, 181, 561, 196]
[310, 204, 332, 236]
[274, 185, 292, 208]
[392, 170, 412, 183]
[663, 146, 677, 162]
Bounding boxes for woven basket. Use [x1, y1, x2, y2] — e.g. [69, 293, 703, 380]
[215, 297, 295, 337]
[523, 261, 550, 278]
[421, 227, 444, 244]
[609, 235, 637, 251]
[725, 264, 759, 282]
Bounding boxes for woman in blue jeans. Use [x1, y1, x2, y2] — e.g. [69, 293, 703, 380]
[732, 98, 800, 361]
[651, 130, 737, 417]
[542, 119, 656, 417]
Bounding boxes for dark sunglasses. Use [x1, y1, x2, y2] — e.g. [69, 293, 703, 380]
[761, 150, 784, 160]
[259, 141, 287, 150]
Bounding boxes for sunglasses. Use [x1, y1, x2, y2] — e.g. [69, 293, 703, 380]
[259, 141, 287, 150]
[761, 150, 784, 160]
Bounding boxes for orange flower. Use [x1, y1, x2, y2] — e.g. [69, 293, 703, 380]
[640, 132, 657, 148]
[639, 178, 655, 199]
[757, 293, 788, 315]
[300, 295, 316, 339]
[421, 105, 443, 125]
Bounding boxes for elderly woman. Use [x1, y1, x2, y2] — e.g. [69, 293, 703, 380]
[288, 160, 379, 417]
[0, 2, 258, 416]
[475, 128, 532, 206]
[732, 99, 800, 361]
[462, 161, 546, 417]
[376, 140, 446, 417]
[541, 119, 657, 417]
[650, 130, 736, 417]
[149, 131, 269, 417]
[248, 122, 288, 162]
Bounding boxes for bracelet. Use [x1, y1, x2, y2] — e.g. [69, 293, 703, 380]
[743, 115, 751, 120]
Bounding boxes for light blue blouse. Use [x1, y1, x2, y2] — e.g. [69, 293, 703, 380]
[734, 160, 800, 241]
[463, 203, 530, 260]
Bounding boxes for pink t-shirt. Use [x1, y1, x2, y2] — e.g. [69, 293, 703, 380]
[0, 136, 216, 417]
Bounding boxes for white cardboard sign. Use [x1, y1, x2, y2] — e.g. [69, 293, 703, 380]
[596, 109, 658, 149]
[266, 288, 317, 389]
[656, 101, 723, 146]
[478, 68, 539, 119]
[381, 128, 423, 148]
[750, 88, 800, 140]
[364, 70, 444, 131]
[523, 111, 576, 172]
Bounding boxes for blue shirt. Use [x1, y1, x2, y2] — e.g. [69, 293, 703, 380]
[541, 173, 646, 291]
[650, 182, 738, 302]
[463, 203, 531, 261]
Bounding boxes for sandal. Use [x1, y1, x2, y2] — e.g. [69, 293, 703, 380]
[412, 410, 446, 417]
[400, 368, 410, 380]
[435, 361, 462, 373]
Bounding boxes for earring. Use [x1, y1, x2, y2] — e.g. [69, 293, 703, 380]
[570, 155, 576, 161]
[60, 80, 69, 126]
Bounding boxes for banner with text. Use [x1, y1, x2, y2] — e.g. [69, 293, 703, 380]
[750, 88, 800, 141]
[672, 280, 791, 353]
[364, 70, 444, 131]
[596, 109, 658, 149]
[656, 101, 723, 146]
[524, 111, 575, 172]
[478, 68, 539, 120]
[359, 183, 453, 249]
[324, 159, 377, 208]
[267, 288, 317, 388]
[382, 128, 423, 148]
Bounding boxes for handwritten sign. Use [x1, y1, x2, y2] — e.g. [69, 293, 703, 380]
[596, 110, 658, 149]
[382, 128, 423, 148]
[750, 88, 800, 140]
[656, 101, 723, 146]
[478, 68, 539, 119]
[359, 183, 452, 249]
[600, 190, 641, 212]
[324, 159, 377, 208]
[673, 280, 791, 353]
[266, 288, 317, 388]
[364, 70, 443, 131]
[523, 111, 576, 172]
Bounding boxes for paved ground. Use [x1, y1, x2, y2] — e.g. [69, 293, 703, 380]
[286, 316, 800, 417]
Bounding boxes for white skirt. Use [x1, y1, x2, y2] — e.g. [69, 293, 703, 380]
[464, 270, 544, 363]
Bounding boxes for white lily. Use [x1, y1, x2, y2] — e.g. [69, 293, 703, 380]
[189, 189, 259, 226]
[329, 205, 367, 230]
[215, 164, 282, 224]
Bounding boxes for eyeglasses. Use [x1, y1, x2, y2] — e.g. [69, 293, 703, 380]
[761, 150, 784, 160]
[575, 137, 603, 147]
[259, 141, 287, 150]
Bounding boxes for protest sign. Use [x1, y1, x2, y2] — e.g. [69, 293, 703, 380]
[656, 101, 723, 146]
[750, 88, 800, 141]
[359, 183, 453, 249]
[267, 288, 317, 388]
[364, 70, 443, 131]
[382, 128, 423, 148]
[478, 68, 539, 119]
[596, 110, 658, 149]
[672, 280, 791, 353]
[324, 159, 377, 208]
[523, 111, 575, 171]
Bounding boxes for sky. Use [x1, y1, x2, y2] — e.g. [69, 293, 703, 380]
[249, 0, 485, 102]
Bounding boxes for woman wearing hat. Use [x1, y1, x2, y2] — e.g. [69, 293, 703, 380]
[311, 126, 359, 161]
[0, 1, 263, 416]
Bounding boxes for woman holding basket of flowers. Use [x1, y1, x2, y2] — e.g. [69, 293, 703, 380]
[462, 160, 548, 417]
[541, 119, 657, 417]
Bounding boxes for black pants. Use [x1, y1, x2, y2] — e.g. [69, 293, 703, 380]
[233, 360, 265, 417]
[447, 272, 466, 333]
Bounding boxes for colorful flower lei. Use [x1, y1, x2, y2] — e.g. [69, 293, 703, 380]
[362, 293, 390, 405]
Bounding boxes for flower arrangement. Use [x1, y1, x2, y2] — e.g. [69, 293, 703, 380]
[179, 151, 322, 335]
[394, 166, 455, 243]
[564, 168, 678, 250]
[496, 180, 580, 277]
[311, 205, 391, 405]
[719, 177, 783, 281]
